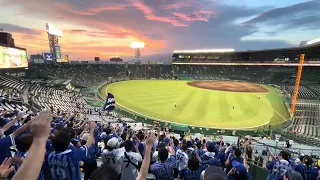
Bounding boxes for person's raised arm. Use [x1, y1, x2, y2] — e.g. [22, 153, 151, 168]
[80, 124, 89, 138]
[1, 111, 24, 133]
[12, 122, 30, 138]
[12, 110, 52, 180]
[85, 122, 96, 148]
[266, 147, 276, 160]
[194, 146, 200, 161]
[136, 132, 155, 180]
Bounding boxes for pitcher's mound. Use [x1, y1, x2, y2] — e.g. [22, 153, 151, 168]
[187, 81, 269, 93]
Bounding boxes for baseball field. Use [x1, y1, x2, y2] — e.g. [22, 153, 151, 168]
[100, 80, 291, 129]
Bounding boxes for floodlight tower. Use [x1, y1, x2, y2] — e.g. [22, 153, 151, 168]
[130, 42, 145, 64]
[46, 23, 63, 61]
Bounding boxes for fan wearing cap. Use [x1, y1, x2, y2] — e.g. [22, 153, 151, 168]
[294, 155, 318, 180]
[150, 145, 176, 180]
[225, 148, 244, 174]
[227, 160, 250, 180]
[201, 141, 221, 167]
[102, 137, 125, 176]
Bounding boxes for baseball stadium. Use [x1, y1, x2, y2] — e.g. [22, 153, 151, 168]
[23, 39, 320, 137]
[92, 42, 319, 134]
[2, 29, 320, 180]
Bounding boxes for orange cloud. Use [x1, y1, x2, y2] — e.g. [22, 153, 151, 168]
[10, 26, 165, 60]
[1, 0, 167, 60]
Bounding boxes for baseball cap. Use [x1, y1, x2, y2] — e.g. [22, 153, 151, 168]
[231, 161, 248, 176]
[164, 138, 171, 145]
[203, 166, 227, 180]
[107, 137, 119, 149]
[206, 141, 215, 152]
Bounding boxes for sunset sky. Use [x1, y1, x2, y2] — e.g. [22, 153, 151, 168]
[0, 0, 319, 60]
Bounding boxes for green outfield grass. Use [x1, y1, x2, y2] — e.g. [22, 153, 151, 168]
[100, 80, 290, 129]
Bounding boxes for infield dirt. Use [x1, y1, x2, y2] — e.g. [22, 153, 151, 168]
[187, 81, 269, 93]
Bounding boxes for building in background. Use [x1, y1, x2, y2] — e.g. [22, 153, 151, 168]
[0, 31, 28, 68]
[94, 57, 100, 62]
[110, 57, 123, 63]
[0, 32, 15, 47]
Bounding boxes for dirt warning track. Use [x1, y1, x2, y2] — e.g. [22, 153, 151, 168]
[187, 81, 269, 93]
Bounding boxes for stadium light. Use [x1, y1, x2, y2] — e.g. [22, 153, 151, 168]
[46, 23, 63, 37]
[173, 49, 235, 53]
[130, 42, 145, 49]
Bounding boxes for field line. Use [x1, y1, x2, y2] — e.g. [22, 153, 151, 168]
[253, 87, 289, 124]
[105, 81, 270, 130]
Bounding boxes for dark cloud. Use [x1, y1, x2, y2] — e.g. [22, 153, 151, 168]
[241, 0, 320, 30]
[0, 23, 40, 35]
[0, 0, 318, 58]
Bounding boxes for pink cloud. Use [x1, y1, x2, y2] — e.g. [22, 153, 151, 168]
[129, 0, 187, 27]
[87, 4, 128, 14]
[173, 10, 215, 22]
[160, 0, 194, 9]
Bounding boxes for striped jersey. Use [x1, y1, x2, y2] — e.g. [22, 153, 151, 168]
[46, 145, 88, 180]
[180, 165, 206, 180]
[151, 155, 176, 180]
[15, 151, 44, 180]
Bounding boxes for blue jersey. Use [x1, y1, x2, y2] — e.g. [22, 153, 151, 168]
[0, 134, 15, 163]
[180, 166, 205, 180]
[83, 144, 99, 163]
[47, 145, 88, 180]
[201, 152, 220, 167]
[15, 151, 44, 180]
[295, 164, 318, 180]
[151, 155, 176, 180]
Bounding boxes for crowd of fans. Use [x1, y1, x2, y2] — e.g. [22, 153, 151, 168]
[1, 65, 320, 180]
[1, 106, 320, 180]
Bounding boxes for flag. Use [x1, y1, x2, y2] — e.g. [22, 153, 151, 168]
[103, 93, 115, 111]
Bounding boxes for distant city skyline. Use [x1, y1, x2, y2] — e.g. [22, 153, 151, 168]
[0, 0, 319, 60]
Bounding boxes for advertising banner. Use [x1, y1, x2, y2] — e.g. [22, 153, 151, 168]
[43, 53, 54, 61]
[0, 46, 28, 68]
[57, 54, 68, 62]
[54, 46, 62, 60]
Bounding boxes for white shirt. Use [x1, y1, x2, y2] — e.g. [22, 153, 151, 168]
[102, 147, 125, 174]
[120, 151, 142, 180]
[175, 149, 188, 171]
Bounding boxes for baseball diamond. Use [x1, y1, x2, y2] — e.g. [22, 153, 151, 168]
[101, 80, 291, 129]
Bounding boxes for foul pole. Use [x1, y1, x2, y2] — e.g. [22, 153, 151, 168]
[291, 54, 305, 115]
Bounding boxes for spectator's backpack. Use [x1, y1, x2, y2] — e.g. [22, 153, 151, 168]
[271, 160, 291, 180]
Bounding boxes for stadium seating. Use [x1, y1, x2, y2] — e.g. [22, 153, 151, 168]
[283, 86, 317, 100]
[2, 63, 320, 180]
[29, 84, 89, 112]
[290, 103, 320, 138]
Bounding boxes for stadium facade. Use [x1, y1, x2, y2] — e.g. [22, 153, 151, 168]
[172, 40, 320, 64]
